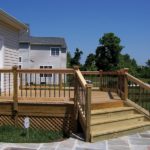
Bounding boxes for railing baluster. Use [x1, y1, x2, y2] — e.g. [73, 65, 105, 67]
[64, 73, 65, 97]
[9, 73, 10, 96]
[35, 73, 36, 97]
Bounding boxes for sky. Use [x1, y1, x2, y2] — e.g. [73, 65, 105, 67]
[0, 0, 150, 65]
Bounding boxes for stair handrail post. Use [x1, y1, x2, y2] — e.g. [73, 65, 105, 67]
[123, 68, 129, 100]
[73, 66, 79, 131]
[99, 70, 103, 91]
[85, 84, 92, 142]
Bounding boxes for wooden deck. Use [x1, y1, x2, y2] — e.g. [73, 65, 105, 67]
[0, 90, 123, 108]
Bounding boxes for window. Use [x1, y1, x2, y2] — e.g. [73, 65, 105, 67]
[40, 66, 52, 77]
[61, 48, 66, 53]
[19, 57, 22, 62]
[51, 48, 60, 56]
[19, 43, 29, 49]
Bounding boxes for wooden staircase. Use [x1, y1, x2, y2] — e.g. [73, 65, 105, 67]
[90, 103, 150, 142]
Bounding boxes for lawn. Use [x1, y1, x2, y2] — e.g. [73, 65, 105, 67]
[0, 125, 64, 143]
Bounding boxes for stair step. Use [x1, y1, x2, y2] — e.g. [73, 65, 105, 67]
[91, 107, 134, 115]
[91, 121, 150, 142]
[91, 114, 145, 125]
[91, 100, 124, 110]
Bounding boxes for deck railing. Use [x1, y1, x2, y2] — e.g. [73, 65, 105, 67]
[0, 66, 75, 109]
[0, 66, 149, 141]
[74, 67, 92, 142]
[81, 70, 127, 99]
[126, 72, 150, 113]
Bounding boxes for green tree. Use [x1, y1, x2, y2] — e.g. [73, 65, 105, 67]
[118, 54, 138, 76]
[70, 48, 83, 67]
[95, 33, 123, 71]
[146, 59, 150, 67]
[83, 53, 97, 71]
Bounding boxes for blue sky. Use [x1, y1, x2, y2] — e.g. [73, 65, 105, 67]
[0, 0, 150, 65]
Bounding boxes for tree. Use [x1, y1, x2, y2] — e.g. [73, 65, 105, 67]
[70, 48, 83, 67]
[95, 33, 123, 70]
[83, 53, 97, 71]
[118, 54, 138, 76]
[146, 59, 150, 67]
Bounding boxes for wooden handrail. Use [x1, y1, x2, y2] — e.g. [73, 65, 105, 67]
[0, 69, 12, 73]
[126, 73, 150, 91]
[75, 69, 87, 88]
[81, 71, 121, 75]
[0, 68, 74, 74]
[18, 68, 74, 74]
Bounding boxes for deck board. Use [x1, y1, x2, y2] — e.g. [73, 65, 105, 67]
[0, 90, 122, 104]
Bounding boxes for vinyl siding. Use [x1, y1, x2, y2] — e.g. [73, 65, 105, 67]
[30, 45, 66, 69]
[0, 21, 19, 92]
[0, 21, 19, 68]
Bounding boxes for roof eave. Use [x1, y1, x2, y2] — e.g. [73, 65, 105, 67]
[0, 9, 28, 30]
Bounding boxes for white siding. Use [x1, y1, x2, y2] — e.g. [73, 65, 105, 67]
[19, 45, 30, 68]
[0, 21, 19, 68]
[30, 47, 66, 69]
[0, 21, 19, 92]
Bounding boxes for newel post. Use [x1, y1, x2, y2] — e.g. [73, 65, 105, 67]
[12, 66, 18, 111]
[123, 68, 129, 100]
[85, 84, 92, 142]
[73, 66, 79, 132]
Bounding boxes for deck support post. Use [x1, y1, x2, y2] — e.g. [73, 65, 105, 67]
[85, 84, 92, 142]
[12, 66, 18, 126]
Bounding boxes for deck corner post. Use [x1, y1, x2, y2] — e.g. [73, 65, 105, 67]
[12, 65, 18, 112]
[85, 84, 92, 142]
[73, 66, 79, 132]
[123, 68, 129, 100]
[73, 66, 79, 71]
[99, 70, 103, 91]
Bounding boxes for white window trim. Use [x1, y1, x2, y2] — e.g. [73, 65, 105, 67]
[50, 47, 60, 56]
[19, 56, 22, 63]
[39, 65, 53, 78]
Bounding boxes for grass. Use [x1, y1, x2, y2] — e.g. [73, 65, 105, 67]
[0, 125, 64, 143]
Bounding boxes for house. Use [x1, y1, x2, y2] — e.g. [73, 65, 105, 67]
[0, 9, 28, 68]
[19, 30, 67, 70]
[0, 9, 28, 91]
[19, 26, 67, 84]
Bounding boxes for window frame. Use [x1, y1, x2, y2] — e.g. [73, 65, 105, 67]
[50, 47, 60, 56]
[40, 65, 53, 77]
[19, 57, 22, 62]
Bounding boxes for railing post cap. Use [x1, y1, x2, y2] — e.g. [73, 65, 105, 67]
[124, 68, 129, 72]
[73, 66, 79, 70]
[86, 84, 93, 88]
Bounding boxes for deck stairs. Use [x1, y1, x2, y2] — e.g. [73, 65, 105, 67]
[90, 99, 150, 142]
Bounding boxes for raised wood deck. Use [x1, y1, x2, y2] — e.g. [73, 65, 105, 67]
[0, 91, 122, 103]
